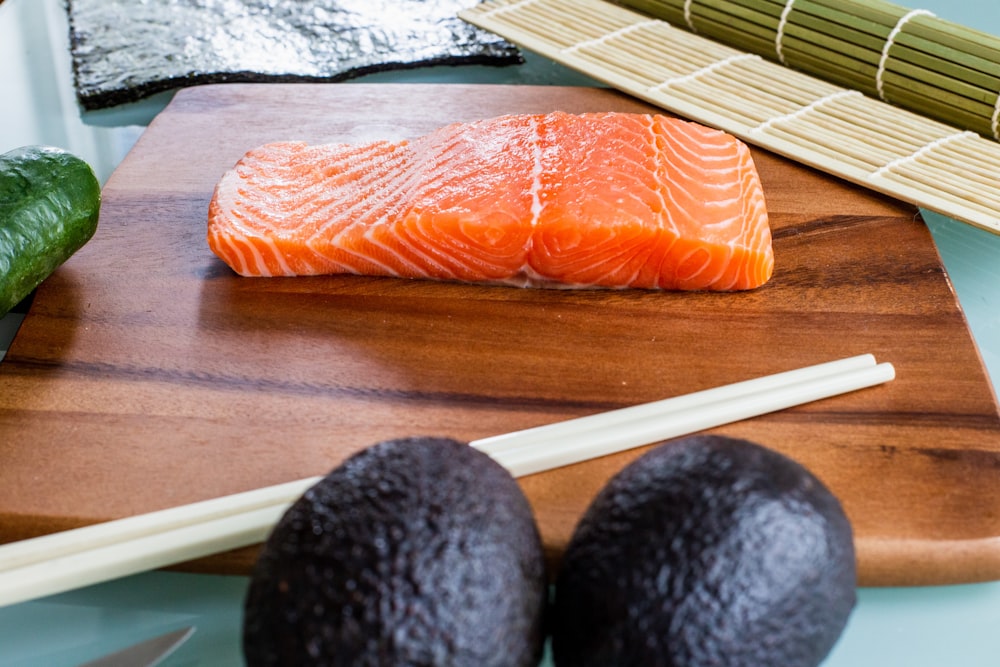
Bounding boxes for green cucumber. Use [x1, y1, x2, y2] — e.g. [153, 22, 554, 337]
[0, 145, 101, 316]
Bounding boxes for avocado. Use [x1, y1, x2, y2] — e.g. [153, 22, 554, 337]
[242, 436, 547, 667]
[551, 434, 856, 667]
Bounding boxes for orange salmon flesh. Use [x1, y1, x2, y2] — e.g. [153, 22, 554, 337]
[207, 112, 773, 290]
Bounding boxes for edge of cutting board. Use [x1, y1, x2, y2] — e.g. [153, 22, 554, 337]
[1, 83, 999, 587]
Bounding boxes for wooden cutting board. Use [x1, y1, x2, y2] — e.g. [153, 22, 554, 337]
[1, 84, 998, 587]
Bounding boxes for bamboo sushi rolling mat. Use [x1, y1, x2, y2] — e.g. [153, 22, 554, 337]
[618, 0, 1000, 140]
[460, 0, 1000, 236]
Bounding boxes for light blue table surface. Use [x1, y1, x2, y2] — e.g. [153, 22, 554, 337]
[1, 0, 999, 665]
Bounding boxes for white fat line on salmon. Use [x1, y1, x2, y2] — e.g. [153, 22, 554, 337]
[683, 0, 697, 32]
[528, 116, 544, 229]
[223, 232, 290, 277]
[644, 115, 671, 221]
[871, 130, 977, 180]
[992, 90, 1000, 141]
[356, 220, 451, 277]
[876, 9, 935, 101]
[561, 19, 664, 55]
[749, 89, 860, 135]
[327, 224, 429, 278]
[649, 53, 759, 92]
[774, 0, 797, 65]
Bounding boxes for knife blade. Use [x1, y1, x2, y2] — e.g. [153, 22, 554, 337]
[77, 626, 195, 667]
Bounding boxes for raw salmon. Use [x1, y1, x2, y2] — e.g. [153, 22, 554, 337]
[207, 112, 772, 290]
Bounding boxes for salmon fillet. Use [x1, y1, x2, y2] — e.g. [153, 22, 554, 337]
[207, 112, 773, 290]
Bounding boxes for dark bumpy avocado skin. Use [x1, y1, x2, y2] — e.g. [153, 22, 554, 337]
[551, 434, 856, 667]
[243, 437, 547, 667]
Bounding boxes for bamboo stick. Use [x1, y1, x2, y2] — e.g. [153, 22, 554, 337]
[886, 54, 998, 106]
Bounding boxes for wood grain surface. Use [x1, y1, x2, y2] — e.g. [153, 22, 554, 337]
[1, 84, 998, 586]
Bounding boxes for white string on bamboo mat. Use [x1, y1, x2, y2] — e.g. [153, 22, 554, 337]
[751, 90, 862, 135]
[476, 0, 538, 20]
[683, 0, 697, 32]
[991, 91, 1000, 141]
[775, 0, 798, 66]
[876, 9, 936, 102]
[871, 131, 978, 180]
[651, 53, 760, 91]
[563, 19, 663, 55]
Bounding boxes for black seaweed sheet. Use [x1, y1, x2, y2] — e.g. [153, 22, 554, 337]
[66, 0, 521, 110]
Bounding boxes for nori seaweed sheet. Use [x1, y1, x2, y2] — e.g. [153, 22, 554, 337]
[66, 0, 522, 110]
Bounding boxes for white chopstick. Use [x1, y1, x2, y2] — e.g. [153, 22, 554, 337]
[485, 355, 895, 476]
[0, 354, 894, 607]
[474, 354, 879, 456]
[0, 505, 290, 612]
[0, 477, 319, 573]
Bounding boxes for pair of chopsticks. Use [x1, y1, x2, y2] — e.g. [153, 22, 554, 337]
[0, 354, 894, 608]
